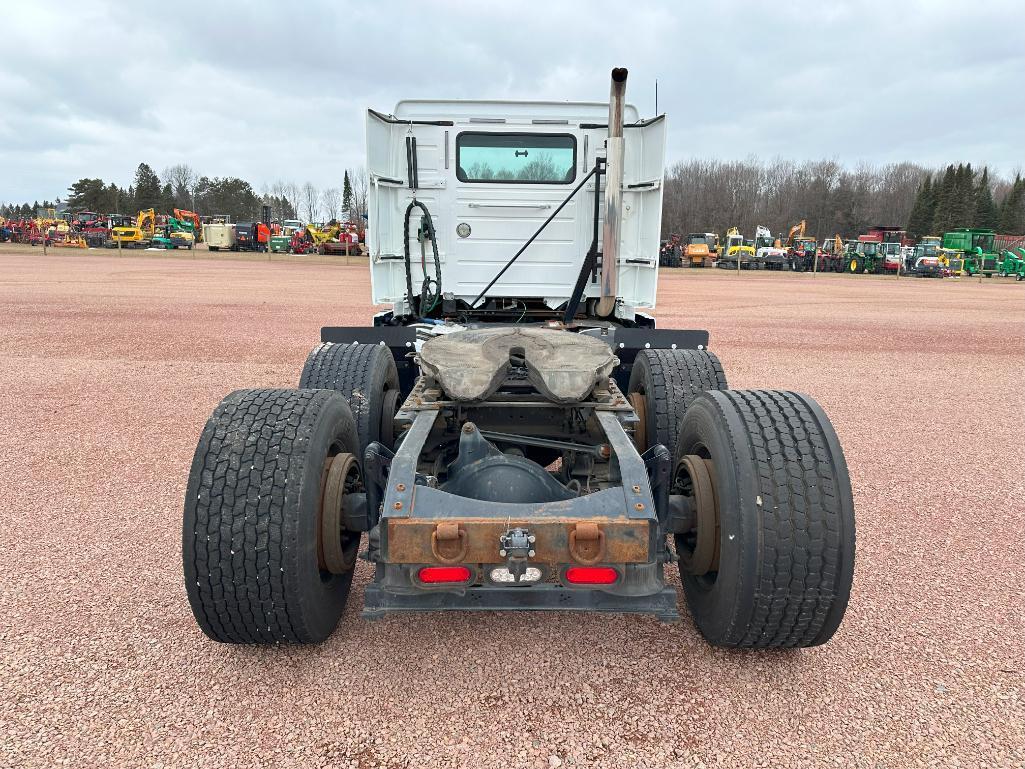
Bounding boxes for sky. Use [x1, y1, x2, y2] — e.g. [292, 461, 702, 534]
[1, 0, 1023, 204]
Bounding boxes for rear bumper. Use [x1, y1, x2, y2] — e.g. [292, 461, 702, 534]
[363, 563, 679, 621]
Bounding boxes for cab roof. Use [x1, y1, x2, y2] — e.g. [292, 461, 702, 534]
[391, 99, 641, 124]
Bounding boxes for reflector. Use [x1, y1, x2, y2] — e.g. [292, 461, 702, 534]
[418, 566, 472, 584]
[564, 566, 618, 585]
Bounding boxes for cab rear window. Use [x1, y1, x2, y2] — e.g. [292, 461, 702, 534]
[456, 132, 576, 184]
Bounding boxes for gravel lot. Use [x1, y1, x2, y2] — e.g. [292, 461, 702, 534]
[2, 245, 1022, 768]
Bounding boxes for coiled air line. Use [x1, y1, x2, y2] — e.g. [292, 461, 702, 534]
[403, 200, 442, 316]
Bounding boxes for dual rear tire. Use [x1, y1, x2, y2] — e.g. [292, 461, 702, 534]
[183, 343, 399, 644]
[628, 349, 856, 648]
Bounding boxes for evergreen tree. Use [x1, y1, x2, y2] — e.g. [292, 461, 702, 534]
[906, 174, 935, 238]
[132, 163, 162, 210]
[956, 163, 975, 227]
[161, 182, 175, 213]
[973, 167, 998, 229]
[931, 165, 958, 234]
[342, 171, 352, 216]
[66, 178, 108, 212]
[105, 183, 123, 213]
[998, 175, 1025, 234]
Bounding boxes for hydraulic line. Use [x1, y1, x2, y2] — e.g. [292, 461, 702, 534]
[403, 200, 442, 316]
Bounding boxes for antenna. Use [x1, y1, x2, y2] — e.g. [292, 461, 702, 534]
[654, 79, 658, 116]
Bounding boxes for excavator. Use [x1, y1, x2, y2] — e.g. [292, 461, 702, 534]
[784, 220, 820, 271]
[110, 209, 157, 248]
[719, 227, 755, 269]
[752, 225, 785, 269]
[173, 209, 203, 243]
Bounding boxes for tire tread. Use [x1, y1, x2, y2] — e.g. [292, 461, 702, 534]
[718, 389, 854, 647]
[184, 388, 342, 644]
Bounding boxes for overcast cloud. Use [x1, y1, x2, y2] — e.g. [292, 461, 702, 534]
[1, 0, 1022, 203]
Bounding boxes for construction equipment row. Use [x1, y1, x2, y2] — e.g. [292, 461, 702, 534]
[0, 209, 364, 255]
[658, 224, 1025, 279]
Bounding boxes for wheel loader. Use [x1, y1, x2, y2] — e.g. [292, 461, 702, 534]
[183, 68, 856, 648]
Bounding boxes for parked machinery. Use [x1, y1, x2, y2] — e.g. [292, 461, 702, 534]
[997, 248, 1025, 280]
[202, 220, 235, 251]
[233, 221, 270, 251]
[817, 235, 845, 272]
[753, 225, 786, 270]
[172, 209, 203, 243]
[110, 209, 156, 248]
[910, 241, 944, 277]
[166, 216, 197, 248]
[717, 227, 755, 269]
[845, 227, 905, 274]
[943, 228, 999, 277]
[658, 234, 683, 267]
[683, 232, 712, 267]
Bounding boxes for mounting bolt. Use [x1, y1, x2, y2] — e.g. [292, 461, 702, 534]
[499, 549, 507, 556]
[528, 550, 535, 558]
[632, 485, 641, 493]
[396, 483, 406, 492]
[393, 501, 403, 510]
[634, 502, 644, 511]
[528, 535, 536, 543]
[462, 422, 476, 434]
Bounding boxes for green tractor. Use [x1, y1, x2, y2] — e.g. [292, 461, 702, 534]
[942, 228, 999, 277]
[997, 248, 1025, 281]
[846, 240, 886, 274]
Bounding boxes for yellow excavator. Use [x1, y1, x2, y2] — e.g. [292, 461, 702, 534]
[111, 209, 156, 247]
[722, 226, 756, 268]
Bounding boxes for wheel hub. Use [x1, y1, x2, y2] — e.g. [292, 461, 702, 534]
[675, 454, 720, 575]
[319, 453, 361, 573]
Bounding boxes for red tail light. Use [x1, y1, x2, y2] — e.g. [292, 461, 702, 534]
[418, 566, 472, 584]
[564, 566, 618, 585]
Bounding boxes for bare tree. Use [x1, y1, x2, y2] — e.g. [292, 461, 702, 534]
[163, 163, 197, 209]
[282, 182, 302, 221]
[321, 187, 341, 222]
[661, 157, 930, 241]
[300, 182, 320, 223]
[348, 165, 369, 227]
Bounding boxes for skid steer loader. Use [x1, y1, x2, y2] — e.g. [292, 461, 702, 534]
[183, 68, 856, 648]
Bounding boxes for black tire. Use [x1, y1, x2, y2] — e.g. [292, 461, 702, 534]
[675, 389, 856, 648]
[300, 342, 400, 454]
[627, 349, 728, 458]
[183, 388, 360, 644]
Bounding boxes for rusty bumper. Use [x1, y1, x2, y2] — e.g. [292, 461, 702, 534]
[385, 516, 651, 565]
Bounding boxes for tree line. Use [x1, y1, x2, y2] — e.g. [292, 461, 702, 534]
[1, 163, 371, 226]
[660, 158, 1024, 241]
[7, 157, 1022, 240]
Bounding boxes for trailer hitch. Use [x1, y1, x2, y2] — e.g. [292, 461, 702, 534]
[498, 526, 536, 581]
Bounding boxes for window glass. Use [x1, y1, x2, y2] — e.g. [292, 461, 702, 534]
[457, 133, 576, 184]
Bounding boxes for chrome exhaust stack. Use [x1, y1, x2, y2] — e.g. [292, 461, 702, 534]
[596, 67, 628, 317]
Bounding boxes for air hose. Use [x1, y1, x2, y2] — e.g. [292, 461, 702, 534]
[403, 200, 442, 316]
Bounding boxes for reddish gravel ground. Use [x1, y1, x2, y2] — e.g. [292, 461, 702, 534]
[1, 246, 1023, 769]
